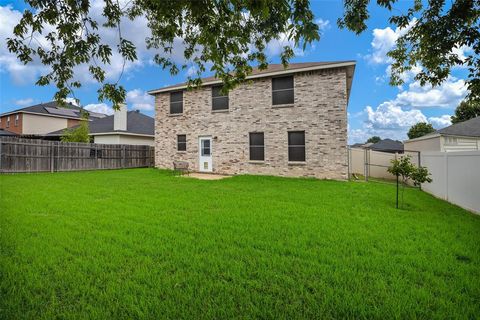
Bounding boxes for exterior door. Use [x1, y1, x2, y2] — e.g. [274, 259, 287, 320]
[199, 137, 213, 172]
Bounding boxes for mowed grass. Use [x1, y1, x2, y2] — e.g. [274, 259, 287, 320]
[1, 169, 479, 319]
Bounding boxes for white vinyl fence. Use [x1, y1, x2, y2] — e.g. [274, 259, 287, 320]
[421, 151, 480, 214]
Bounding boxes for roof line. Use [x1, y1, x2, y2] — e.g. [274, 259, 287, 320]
[148, 61, 356, 95]
[90, 132, 154, 137]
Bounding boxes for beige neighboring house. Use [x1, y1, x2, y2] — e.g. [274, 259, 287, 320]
[47, 104, 154, 146]
[0, 101, 106, 135]
[148, 61, 356, 179]
[404, 116, 480, 152]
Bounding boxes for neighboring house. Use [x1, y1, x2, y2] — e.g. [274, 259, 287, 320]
[404, 116, 480, 152]
[0, 101, 106, 135]
[149, 61, 356, 179]
[46, 105, 154, 146]
[369, 139, 404, 153]
[0, 128, 17, 137]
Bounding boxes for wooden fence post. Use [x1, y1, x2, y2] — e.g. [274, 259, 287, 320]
[0, 139, 3, 173]
[122, 145, 126, 168]
[50, 142, 54, 173]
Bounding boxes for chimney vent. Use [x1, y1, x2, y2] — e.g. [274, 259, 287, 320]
[114, 103, 127, 131]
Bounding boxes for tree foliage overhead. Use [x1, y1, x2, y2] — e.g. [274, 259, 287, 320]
[339, 0, 480, 101]
[366, 136, 381, 144]
[451, 99, 480, 123]
[7, 0, 319, 108]
[7, 0, 480, 108]
[407, 122, 435, 139]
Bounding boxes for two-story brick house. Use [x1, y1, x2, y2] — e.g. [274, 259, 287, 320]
[0, 101, 106, 136]
[149, 61, 355, 179]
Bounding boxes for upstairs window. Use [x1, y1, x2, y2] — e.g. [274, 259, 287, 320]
[249, 132, 265, 161]
[288, 131, 305, 162]
[212, 85, 229, 110]
[177, 134, 187, 151]
[6, 116, 10, 128]
[170, 91, 183, 114]
[272, 76, 294, 105]
[14, 115, 19, 127]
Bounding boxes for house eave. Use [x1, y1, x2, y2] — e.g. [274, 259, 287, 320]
[90, 132, 154, 138]
[147, 61, 357, 95]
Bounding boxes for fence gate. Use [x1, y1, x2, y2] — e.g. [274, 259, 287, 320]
[348, 147, 420, 181]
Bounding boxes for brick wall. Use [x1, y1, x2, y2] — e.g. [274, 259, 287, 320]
[154, 67, 348, 179]
[0, 113, 23, 134]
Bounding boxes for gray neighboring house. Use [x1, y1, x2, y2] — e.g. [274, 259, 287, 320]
[149, 61, 356, 179]
[404, 116, 480, 152]
[47, 105, 154, 146]
[369, 139, 404, 153]
[0, 101, 106, 136]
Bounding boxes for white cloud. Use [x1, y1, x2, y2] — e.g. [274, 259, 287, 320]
[126, 89, 154, 111]
[84, 103, 114, 115]
[316, 19, 330, 32]
[365, 101, 427, 130]
[64, 97, 80, 106]
[395, 77, 467, 108]
[0, 5, 50, 84]
[428, 115, 451, 129]
[349, 102, 455, 143]
[366, 21, 414, 65]
[14, 98, 34, 107]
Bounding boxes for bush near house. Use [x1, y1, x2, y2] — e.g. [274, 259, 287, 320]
[1, 169, 479, 319]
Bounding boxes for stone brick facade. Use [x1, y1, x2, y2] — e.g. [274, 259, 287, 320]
[153, 67, 350, 179]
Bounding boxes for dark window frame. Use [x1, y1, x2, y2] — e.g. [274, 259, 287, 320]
[272, 76, 294, 105]
[170, 91, 183, 114]
[177, 134, 187, 151]
[249, 132, 265, 161]
[212, 85, 229, 111]
[288, 131, 306, 162]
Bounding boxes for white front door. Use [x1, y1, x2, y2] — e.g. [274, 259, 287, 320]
[199, 136, 213, 172]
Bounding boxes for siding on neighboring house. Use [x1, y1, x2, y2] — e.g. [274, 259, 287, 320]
[67, 119, 82, 128]
[21, 113, 69, 135]
[154, 67, 349, 179]
[94, 134, 154, 146]
[404, 136, 441, 152]
[441, 135, 480, 152]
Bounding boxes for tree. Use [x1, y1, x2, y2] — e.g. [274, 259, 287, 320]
[407, 122, 435, 139]
[387, 155, 432, 209]
[7, 1, 480, 108]
[61, 120, 90, 143]
[451, 100, 480, 124]
[7, 1, 319, 108]
[366, 136, 381, 144]
[339, 0, 480, 102]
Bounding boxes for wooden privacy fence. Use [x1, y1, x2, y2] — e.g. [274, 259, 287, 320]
[0, 137, 154, 173]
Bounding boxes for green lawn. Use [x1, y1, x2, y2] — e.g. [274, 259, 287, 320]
[1, 169, 479, 319]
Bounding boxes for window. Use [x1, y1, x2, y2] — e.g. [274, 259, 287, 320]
[170, 91, 183, 114]
[288, 131, 305, 162]
[249, 132, 265, 161]
[212, 85, 229, 110]
[272, 76, 294, 105]
[6, 116, 10, 128]
[201, 139, 210, 156]
[177, 134, 186, 151]
[14, 115, 19, 127]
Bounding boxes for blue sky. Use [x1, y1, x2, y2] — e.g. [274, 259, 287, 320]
[0, 1, 469, 143]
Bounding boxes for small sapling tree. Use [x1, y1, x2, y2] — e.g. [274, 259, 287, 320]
[387, 155, 432, 209]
